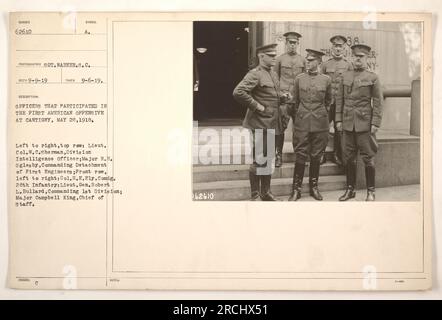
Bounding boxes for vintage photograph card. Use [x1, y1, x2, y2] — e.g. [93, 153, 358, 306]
[7, 12, 432, 290]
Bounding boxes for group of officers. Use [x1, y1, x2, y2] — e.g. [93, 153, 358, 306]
[233, 31, 383, 201]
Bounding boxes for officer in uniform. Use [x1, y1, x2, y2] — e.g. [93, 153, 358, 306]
[320, 35, 353, 166]
[288, 49, 332, 201]
[233, 43, 287, 201]
[274, 31, 306, 167]
[335, 44, 383, 201]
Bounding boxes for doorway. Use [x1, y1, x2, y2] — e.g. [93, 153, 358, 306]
[193, 21, 250, 125]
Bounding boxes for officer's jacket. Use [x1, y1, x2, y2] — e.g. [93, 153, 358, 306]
[335, 69, 383, 132]
[320, 57, 353, 103]
[274, 53, 306, 93]
[291, 72, 332, 132]
[233, 65, 284, 134]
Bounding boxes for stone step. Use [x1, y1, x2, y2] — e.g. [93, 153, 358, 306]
[193, 162, 343, 183]
[193, 175, 347, 201]
[193, 141, 296, 166]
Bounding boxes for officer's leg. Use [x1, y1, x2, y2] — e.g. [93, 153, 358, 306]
[321, 104, 334, 164]
[339, 130, 358, 201]
[308, 131, 329, 200]
[289, 130, 308, 201]
[259, 129, 278, 201]
[358, 131, 378, 201]
[275, 104, 290, 168]
[248, 129, 260, 200]
[275, 133, 284, 168]
[332, 104, 343, 166]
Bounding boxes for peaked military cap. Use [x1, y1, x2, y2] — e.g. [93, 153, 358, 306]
[351, 44, 371, 56]
[305, 48, 325, 61]
[330, 35, 347, 44]
[256, 43, 278, 55]
[283, 31, 302, 41]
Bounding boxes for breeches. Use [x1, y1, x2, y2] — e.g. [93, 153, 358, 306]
[342, 130, 378, 167]
[292, 130, 328, 164]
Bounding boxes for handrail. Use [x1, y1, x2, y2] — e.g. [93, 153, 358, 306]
[383, 87, 411, 98]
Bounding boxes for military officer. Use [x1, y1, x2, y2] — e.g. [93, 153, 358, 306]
[335, 44, 383, 201]
[233, 43, 285, 201]
[274, 31, 306, 167]
[288, 49, 332, 201]
[320, 35, 353, 166]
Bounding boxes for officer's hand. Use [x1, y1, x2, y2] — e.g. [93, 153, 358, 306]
[284, 92, 293, 102]
[371, 125, 379, 134]
[336, 122, 343, 132]
[256, 104, 266, 112]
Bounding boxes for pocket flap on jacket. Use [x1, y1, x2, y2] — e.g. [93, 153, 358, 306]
[358, 80, 373, 87]
[260, 81, 274, 87]
[315, 85, 326, 91]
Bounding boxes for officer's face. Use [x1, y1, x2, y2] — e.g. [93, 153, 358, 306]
[352, 54, 367, 69]
[286, 40, 298, 54]
[305, 58, 319, 71]
[259, 53, 277, 68]
[332, 42, 345, 57]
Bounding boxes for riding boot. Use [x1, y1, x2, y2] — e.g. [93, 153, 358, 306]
[332, 131, 343, 166]
[249, 171, 260, 201]
[260, 175, 277, 201]
[275, 134, 284, 168]
[309, 160, 323, 200]
[288, 162, 305, 201]
[339, 161, 356, 201]
[365, 166, 376, 201]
